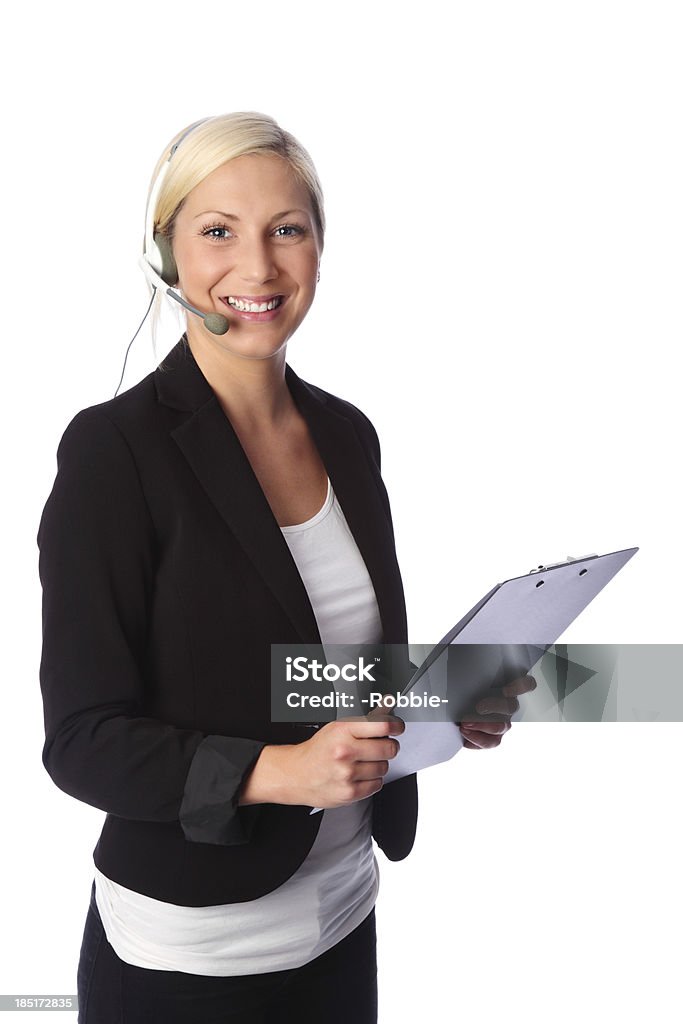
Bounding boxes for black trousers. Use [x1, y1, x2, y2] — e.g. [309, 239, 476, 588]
[77, 879, 378, 1023]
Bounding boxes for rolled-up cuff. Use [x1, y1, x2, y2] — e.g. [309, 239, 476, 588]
[179, 735, 266, 845]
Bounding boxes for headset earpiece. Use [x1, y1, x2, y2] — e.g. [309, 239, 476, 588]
[153, 232, 179, 287]
[142, 119, 210, 289]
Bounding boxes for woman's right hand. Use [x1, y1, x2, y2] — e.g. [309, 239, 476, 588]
[238, 713, 405, 809]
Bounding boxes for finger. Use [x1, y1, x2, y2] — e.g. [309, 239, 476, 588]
[502, 674, 537, 697]
[367, 695, 399, 718]
[475, 695, 520, 716]
[347, 716, 405, 738]
[354, 737, 401, 761]
[351, 760, 391, 781]
[461, 737, 480, 749]
[459, 724, 507, 749]
[459, 726, 485, 749]
[351, 779, 386, 801]
[461, 720, 509, 737]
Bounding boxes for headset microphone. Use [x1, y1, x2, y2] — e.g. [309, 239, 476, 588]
[138, 256, 230, 336]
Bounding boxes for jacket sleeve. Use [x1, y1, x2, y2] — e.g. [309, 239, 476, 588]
[37, 407, 264, 846]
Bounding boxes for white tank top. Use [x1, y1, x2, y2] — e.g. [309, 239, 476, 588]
[94, 477, 384, 975]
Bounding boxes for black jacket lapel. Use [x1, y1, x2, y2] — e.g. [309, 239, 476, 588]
[154, 338, 406, 647]
[172, 395, 323, 645]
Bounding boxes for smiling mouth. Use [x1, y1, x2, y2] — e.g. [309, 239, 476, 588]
[221, 295, 285, 313]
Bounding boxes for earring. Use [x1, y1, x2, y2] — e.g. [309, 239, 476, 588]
[317, 267, 321, 282]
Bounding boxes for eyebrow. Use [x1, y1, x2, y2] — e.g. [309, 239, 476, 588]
[192, 208, 309, 221]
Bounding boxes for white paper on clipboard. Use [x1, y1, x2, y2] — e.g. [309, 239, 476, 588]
[310, 546, 638, 809]
[384, 546, 638, 783]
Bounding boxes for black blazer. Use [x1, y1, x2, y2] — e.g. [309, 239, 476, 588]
[37, 336, 418, 907]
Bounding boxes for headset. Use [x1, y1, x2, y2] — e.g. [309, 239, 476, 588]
[114, 118, 229, 398]
[138, 118, 230, 337]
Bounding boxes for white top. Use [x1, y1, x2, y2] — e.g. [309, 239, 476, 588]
[94, 477, 385, 975]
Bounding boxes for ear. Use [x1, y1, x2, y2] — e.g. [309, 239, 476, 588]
[154, 231, 179, 287]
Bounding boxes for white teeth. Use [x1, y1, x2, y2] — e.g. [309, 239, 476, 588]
[227, 296, 282, 312]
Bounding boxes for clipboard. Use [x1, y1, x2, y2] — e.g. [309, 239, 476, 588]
[382, 545, 639, 783]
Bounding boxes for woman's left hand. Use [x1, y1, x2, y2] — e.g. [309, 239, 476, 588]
[457, 674, 537, 749]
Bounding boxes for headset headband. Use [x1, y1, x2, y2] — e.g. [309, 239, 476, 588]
[143, 118, 212, 274]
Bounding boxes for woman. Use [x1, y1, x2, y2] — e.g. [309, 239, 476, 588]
[38, 112, 525, 1023]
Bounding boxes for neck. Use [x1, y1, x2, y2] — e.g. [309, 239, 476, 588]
[184, 328, 294, 432]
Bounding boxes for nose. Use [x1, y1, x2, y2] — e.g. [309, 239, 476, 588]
[237, 235, 278, 286]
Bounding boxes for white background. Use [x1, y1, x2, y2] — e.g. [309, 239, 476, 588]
[2, 1, 682, 1021]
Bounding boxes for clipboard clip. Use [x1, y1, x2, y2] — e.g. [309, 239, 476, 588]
[528, 553, 599, 575]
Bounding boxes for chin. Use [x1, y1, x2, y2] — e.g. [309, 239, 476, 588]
[214, 333, 290, 362]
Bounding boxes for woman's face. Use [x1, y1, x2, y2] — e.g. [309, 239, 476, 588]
[171, 152, 322, 361]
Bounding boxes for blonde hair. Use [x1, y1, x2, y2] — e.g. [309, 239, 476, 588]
[144, 112, 326, 353]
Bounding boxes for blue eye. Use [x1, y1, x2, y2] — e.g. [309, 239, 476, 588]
[201, 224, 232, 241]
[273, 224, 305, 238]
